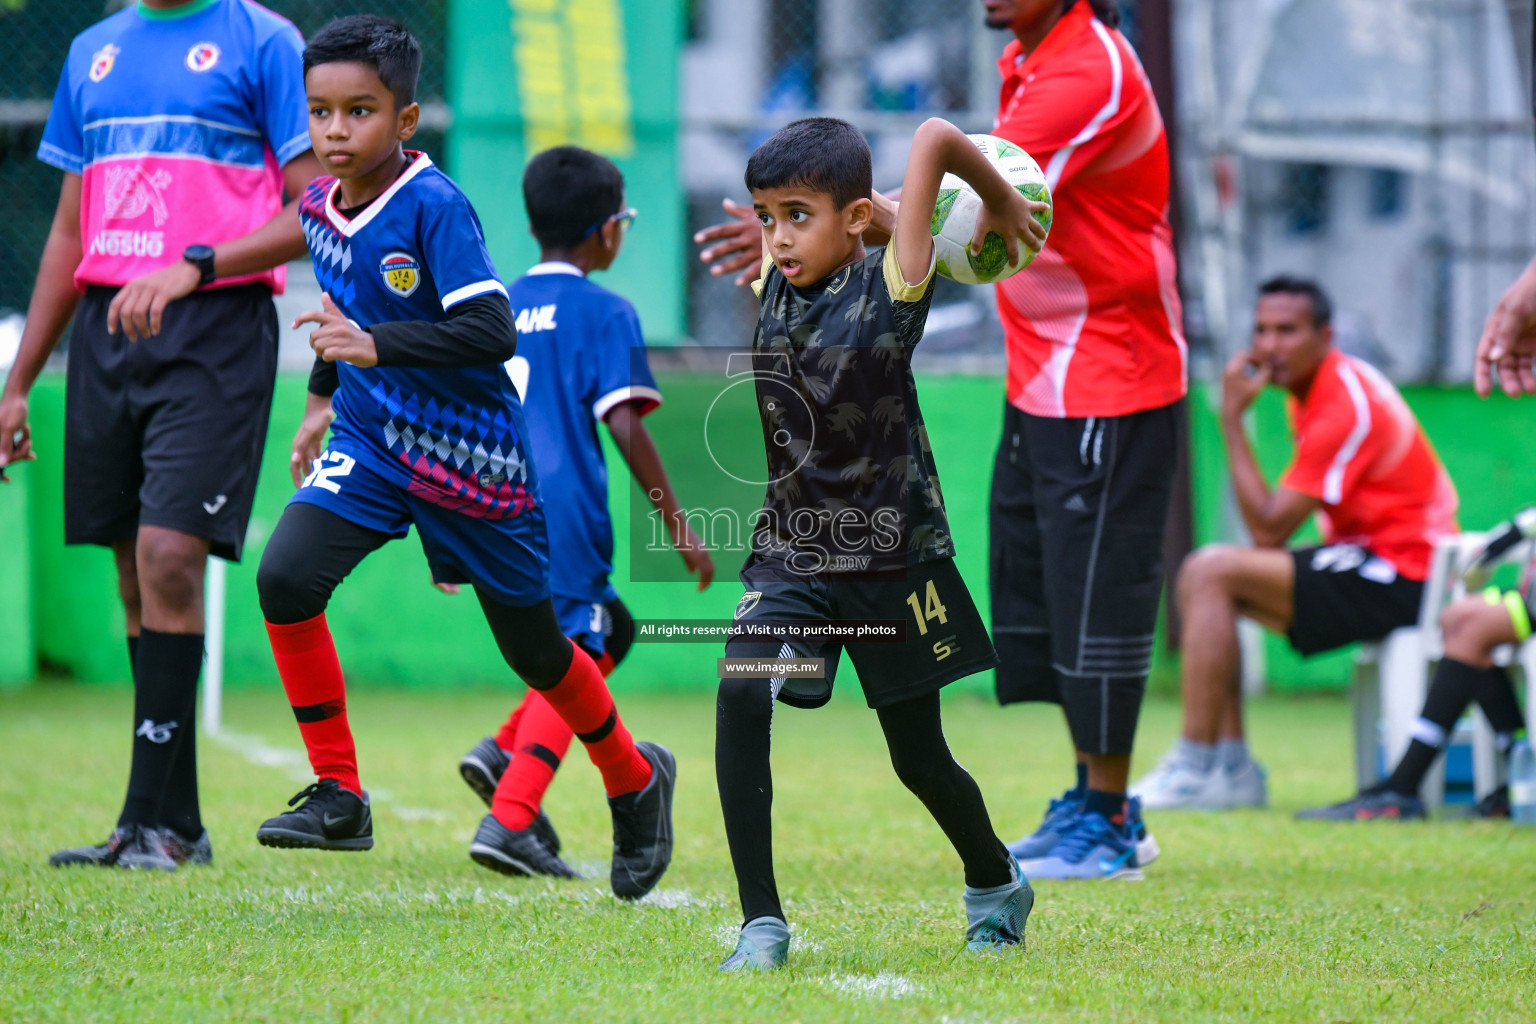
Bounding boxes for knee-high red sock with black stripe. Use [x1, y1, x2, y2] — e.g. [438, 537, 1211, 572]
[536, 640, 650, 797]
[265, 614, 361, 796]
[491, 690, 573, 829]
[489, 650, 621, 830]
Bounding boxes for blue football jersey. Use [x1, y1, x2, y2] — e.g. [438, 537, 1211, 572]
[505, 263, 661, 601]
[299, 152, 538, 521]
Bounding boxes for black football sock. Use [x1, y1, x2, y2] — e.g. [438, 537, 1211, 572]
[157, 695, 204, 841]
[716, 672, 785, 925]
[118, 630, 204, 830]
[1473, 665, 1524, 740]
[876, 693, 1013, 890]
[1073, 760, 1088, 795]
[1084, 788, 1128, 824]
[1381, 657, 1480, 797]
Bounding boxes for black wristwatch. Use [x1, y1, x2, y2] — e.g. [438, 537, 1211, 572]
[183, 244, 216, 287]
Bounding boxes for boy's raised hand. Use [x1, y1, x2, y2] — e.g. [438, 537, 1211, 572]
[972, 190, 1050, 269]
[294, 293, 379, 367]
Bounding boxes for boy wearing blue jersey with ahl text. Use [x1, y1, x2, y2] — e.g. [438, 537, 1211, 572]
[456, 147, 714, 879]
[253, 16, 674, 900]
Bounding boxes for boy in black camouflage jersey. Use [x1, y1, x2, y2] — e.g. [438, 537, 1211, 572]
[714, 117, 1049, 971]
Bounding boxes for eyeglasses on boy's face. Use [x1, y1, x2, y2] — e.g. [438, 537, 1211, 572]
[584, 207, 638, 238]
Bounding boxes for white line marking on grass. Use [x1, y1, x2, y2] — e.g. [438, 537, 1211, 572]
[213, 731, 451, 823]
[635, 888, 715, 909]
[822, 973, 927, 1000]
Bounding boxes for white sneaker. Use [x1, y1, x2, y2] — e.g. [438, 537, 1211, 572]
[1218, 759, 1268, 809]
[1130, 753, 1229, 811]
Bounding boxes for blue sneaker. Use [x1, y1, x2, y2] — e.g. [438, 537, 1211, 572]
[1019, 811, 1144, 881]
[719, 916, 791, 972]
[964, 859, 1034, 954]
[1007, 789, 1084, 861]
[1125, 796, 1160, 867]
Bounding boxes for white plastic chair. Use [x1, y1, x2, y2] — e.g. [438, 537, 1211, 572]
[1352, 532, 1535, 811]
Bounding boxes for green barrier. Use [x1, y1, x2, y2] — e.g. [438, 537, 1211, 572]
[8, 371, 1535, 695]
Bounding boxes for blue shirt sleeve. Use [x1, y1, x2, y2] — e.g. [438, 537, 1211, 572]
[422, 193, 507, 310]
[591, 299, 662, 421]
[254, 21, 311, 167]
[37, 47, 83, 175]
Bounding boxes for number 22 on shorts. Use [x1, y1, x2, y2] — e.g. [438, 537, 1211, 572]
[906, 579, 956, 661]
[301, 450, 356, 494]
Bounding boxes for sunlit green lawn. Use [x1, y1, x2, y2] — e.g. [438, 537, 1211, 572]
[2, 683, 1533, 1022]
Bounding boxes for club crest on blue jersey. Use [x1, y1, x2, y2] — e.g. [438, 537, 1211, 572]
[185, 42, 221, 72]
[736, 592, 763, 619]
[380, 252, 420, 297]
[89, 43, 119, 83]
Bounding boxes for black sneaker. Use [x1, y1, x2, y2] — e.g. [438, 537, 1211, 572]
[1473, 785, 1511, 819]
[1295, 789, 1426, 821]
[256, 779, 374, 851]
[459, 736, 509, 806]
[469, 814, 580, 878]
[607, 742, 676, 900]
[530, 809, 562, 856]
[114, 825, 179, 871]
[49, 827, 137, 868]
[158, 828, 213, 867]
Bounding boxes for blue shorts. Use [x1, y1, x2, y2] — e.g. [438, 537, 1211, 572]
[289, 445, 550, 607]
[553, 583, 621, 655]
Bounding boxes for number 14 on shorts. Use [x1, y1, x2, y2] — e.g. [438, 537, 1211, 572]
[906, 579, 957, 662]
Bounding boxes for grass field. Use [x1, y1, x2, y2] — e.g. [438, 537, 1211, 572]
[3, 683, 1533, 1022]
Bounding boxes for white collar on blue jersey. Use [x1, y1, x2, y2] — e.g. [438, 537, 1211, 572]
[526, 261, 584, 277]
[324, 151, 435, 237]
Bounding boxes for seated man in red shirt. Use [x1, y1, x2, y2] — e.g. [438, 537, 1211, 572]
[1132, 277, 1460, 811]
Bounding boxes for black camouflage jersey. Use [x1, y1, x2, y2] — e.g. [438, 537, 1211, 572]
[746, 240, 952, 573]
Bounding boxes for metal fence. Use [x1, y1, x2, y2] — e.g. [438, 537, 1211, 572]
[1175, 0, 1536, 384]
[0, 0, 448, 315]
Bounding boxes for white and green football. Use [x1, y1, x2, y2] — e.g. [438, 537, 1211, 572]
[930, 134, 1053, 285]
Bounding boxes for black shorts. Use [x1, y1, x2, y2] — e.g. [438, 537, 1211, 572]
[64, 284, 278, 562]
[1287, 544, 1424, 656]
[989, 399, 1181, 755]
[726, 556, 998, 710]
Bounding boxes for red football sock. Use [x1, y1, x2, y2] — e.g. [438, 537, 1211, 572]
[265, 615, 361, 796]
[536, 640, 651, 796]
[491, 690, 574, 830]
[493, 699, 526, 753]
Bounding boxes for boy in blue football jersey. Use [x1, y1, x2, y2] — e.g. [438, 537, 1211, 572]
[253, 16, 674, 900]
[455, 146, 714, 879]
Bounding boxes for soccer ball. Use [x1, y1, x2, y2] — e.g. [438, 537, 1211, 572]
[930, 134, 1053, 285]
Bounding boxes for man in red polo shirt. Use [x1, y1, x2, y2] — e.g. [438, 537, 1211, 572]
[979, 0, 1185, 880]
[1132, 277, 1461, 812]
[695, 0, 1184, 880]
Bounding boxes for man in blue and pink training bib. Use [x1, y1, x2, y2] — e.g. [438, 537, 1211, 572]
[0, 0, 322, 873]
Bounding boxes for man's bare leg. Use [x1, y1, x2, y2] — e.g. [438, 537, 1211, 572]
[1176, 545, 1294, 746]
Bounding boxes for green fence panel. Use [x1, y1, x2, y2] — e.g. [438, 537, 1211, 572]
[16, 371, 1536, 694]
[448, 0, 684, 342]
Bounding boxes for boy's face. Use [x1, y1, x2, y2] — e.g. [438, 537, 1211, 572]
[306, 61, 418, 180]
[751, 187, 872, 287]
[1251, 293, 1332, 391]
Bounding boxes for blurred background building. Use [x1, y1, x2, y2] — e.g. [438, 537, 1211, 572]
[2, 0, 1531, 382]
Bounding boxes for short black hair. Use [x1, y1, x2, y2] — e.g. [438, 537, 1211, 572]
[1258, 275, 1333, 327]
[523, 146, 625, 250]
[1073, 0, 1123, 29]
[744, 117, 871, 211]
[303, 15, 422, 109]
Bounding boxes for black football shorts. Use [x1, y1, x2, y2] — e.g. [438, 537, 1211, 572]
[725, 555, 998, 710]
[989, 399, 1182, 755]
[64, 284, 278, 562]
[1287, 544, 1424, 656]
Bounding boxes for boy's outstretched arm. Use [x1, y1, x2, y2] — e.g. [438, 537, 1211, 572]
[605, 402, 715, 591]
[894, 117, 1049, 287]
